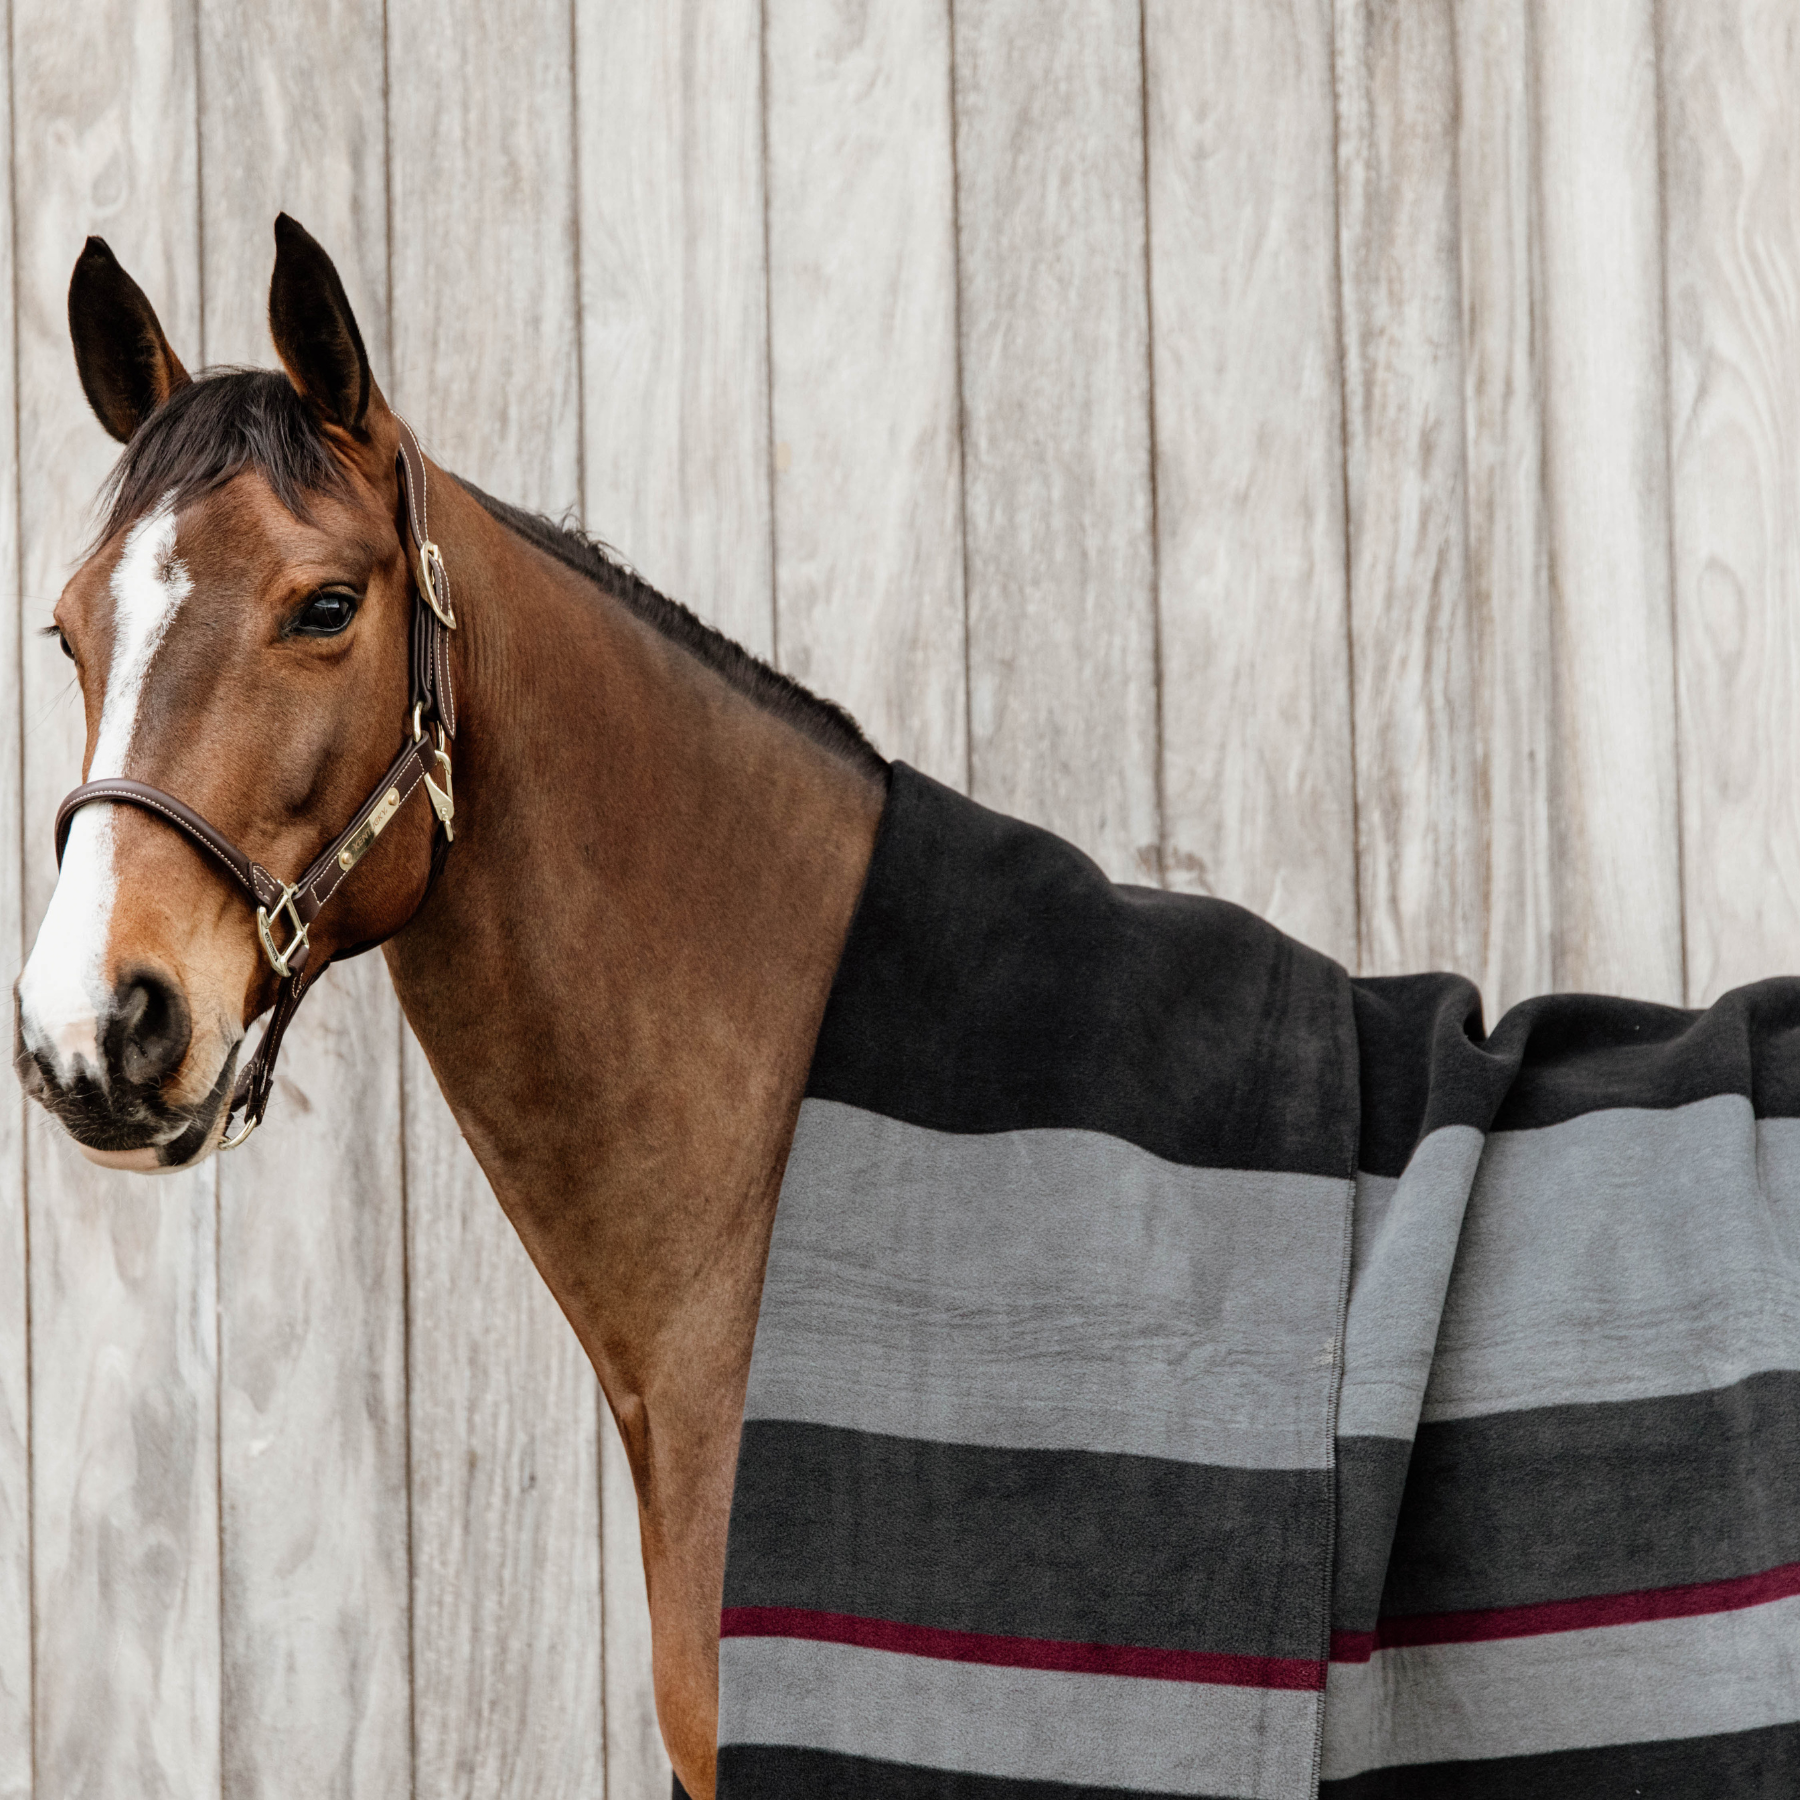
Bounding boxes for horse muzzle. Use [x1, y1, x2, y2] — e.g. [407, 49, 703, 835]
[12, 968, 238, 1171]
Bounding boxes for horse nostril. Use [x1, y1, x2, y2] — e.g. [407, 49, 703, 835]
[107, 970, 191, 1091]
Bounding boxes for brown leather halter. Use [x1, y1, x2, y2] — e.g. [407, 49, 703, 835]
[53, 421, 458, 1151]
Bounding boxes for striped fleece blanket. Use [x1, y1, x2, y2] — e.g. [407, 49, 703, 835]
[713, 765, 1800, 1798]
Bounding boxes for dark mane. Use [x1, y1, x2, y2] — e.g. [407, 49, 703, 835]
[97, 368, 887, 780]
[457, 482, 887, 781]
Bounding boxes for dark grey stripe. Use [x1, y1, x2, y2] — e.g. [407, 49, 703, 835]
[751, 1101, 1352, 1469]
[726, 1420, 1331, 1660]
[1332, 1436, 1411, 1635]
[1318, 1720, 1800, 1799]
[719, 1744, 1249, 1800]
[1377, 1369, 1800, 1618]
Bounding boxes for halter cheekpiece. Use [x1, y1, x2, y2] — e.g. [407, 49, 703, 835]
[53, 420, 458, 1151]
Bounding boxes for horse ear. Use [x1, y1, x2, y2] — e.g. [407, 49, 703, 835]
[268, 213, 374, 434]
[67, 238, 191, 444]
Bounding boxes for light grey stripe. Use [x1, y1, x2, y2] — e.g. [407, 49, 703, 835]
[1421, 1096, 1800, 1422]
[749, 1099, 1352, 1469]
[1320, 1591, 1800, 1778]
[1339, 1127, 1483, 1441]
[720, 1635, 1319, 1799]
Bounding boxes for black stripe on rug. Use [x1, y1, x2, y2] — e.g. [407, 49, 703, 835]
[808, 765, 1359, 1178]
[716, 1744, 1250, 1800]
[1351, 968, 1800, 1175]
[1318, 1718, 1800, 1799]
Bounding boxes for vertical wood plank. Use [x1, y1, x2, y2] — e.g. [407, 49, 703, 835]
[197, 9, 413, 1795]
[197, 0, 390, 371]
[386, 1, 606, 1793]
[11, 3, 221, 1793]
[1453, 0, 1555, 1017]
[953, 0, 1159, 884]
[576, 1, 773, 659]
[1144, 0, 1357, 963]
[763, 0, 966, 785]
[1662, 0, 1800, 1003]
[1534, 0, 1683, 1002]
[599, 1408, 668, 1797]
[0, 2, 30, 1789]
[1335, 0, 1482, 982]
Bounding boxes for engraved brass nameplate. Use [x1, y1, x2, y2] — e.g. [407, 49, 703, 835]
[337, 785, 403, 874]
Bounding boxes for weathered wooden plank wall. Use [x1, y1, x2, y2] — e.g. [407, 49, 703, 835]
[3, 4, 1799, 1796]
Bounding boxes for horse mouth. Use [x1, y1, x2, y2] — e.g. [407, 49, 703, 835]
[14, 1037, 240, 1172]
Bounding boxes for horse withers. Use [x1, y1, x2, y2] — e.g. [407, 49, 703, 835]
[14, 222, 1800, 1800]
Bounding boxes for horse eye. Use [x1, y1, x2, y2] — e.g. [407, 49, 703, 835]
[291, 590, 358, 637]
[56, 629, 73, 660]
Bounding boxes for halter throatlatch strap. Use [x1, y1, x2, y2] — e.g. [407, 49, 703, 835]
[51, 417, 458, 1150]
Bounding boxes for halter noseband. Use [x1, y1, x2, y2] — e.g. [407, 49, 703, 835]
[53, 420, 458, 1151]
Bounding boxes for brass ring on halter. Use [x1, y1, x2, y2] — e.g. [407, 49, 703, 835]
[219, 1111, 259, 1152]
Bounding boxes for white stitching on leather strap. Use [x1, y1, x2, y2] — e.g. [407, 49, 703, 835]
[69, 785, 256, 895]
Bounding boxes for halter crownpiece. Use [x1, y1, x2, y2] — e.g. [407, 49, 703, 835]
[52, 418, 458, 1151]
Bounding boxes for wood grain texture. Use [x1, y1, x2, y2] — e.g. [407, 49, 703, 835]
[576, 0, 774, 658]
[1144, 0, 1356, 965]
[0, 8, 29, 1792]
[952, 0, 1159, 884]
[197, 0, 390, 371]
[1453, 0, 1555, 1018]
[763, 0, 966, 786]
[11, 2, 222, 1793]
[600, 1404, 670, 1797]
[1335, 0, 1481, 981]
[198, 9, 413, 1795]
[1662, 0, 1800, 1003]
[1534, 0, 1683, 1002]
[388, 0, 582, 511]
[386, 0, 606, 1793]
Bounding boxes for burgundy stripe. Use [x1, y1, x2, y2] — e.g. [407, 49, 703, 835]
[720, 1605, 1326, 1692]
[1330, 1558, 1800, 1663]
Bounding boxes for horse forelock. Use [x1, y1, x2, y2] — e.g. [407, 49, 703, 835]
[96, 366, 348, 550]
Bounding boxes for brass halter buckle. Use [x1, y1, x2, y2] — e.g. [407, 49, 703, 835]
[419, 540, 455, 629]
[255, 884, 310, 979]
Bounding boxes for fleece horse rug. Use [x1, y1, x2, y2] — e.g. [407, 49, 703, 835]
[710, 766, 1800, 1799]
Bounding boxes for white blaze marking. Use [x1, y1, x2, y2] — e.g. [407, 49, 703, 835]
[17, 502, 192, 1088]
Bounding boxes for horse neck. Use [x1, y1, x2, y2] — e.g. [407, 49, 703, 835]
[382, 477, 884, 1428]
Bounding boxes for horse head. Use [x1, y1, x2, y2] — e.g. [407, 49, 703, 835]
[14, 218, 442, 1169]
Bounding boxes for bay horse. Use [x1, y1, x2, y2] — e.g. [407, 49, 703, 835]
[18, 217, 876, 1797]
[15, 221, 1800, 1800]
